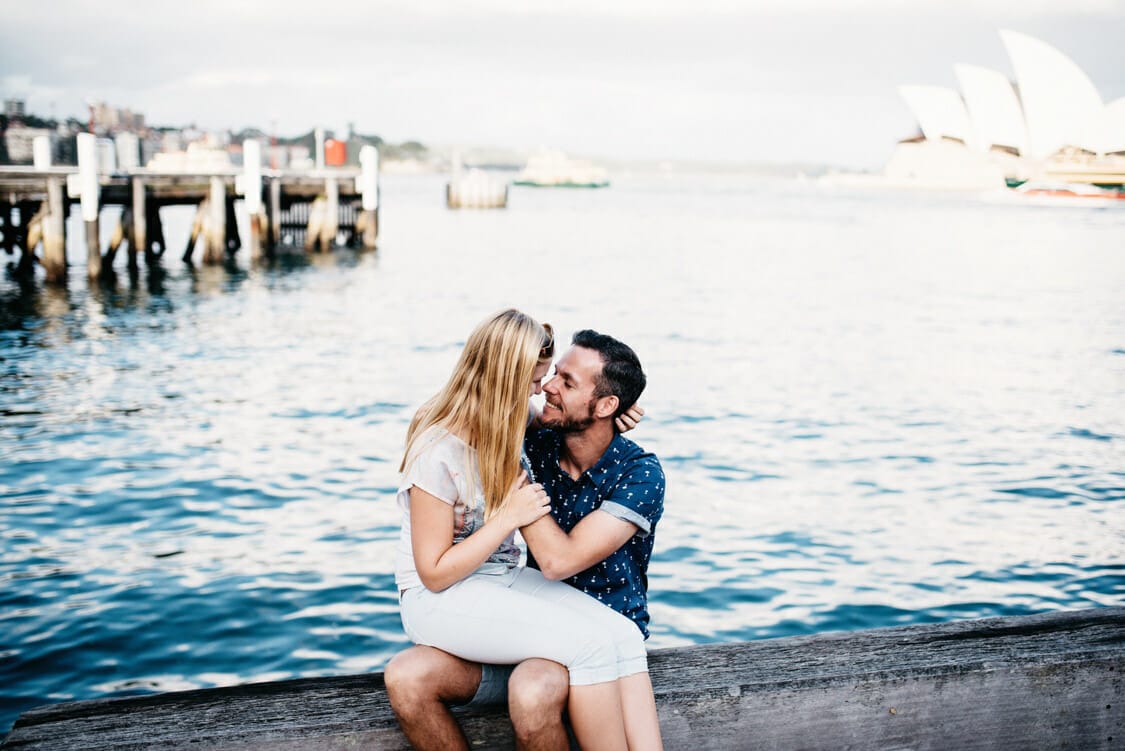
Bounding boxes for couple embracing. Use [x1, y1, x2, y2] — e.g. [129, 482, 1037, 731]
[387, 309, 665, 750]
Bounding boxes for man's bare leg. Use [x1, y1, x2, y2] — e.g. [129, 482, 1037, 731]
[384, 645, 481, 751]
[508, 658, 570, 751]
[620, 672, 663, 750]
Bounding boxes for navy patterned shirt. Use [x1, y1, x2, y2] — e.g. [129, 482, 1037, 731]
[523, 428, 665, 638]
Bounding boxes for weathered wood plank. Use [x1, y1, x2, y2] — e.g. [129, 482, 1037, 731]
[4, 608, 1121, 750]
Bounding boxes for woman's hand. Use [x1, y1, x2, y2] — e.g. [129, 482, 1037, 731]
[501, 473, 551, 528]
[615, 404, 645, 433]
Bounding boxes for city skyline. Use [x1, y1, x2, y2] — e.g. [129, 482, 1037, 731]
[2, 0, 1124, 169]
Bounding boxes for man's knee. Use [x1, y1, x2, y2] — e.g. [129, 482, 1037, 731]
[386, 646, 477, 710]
[508, 658, 569, 731]
[385, 647, 437, 707]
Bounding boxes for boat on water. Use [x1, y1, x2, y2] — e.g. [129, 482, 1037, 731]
[1007, 180, 1125, 206]
[513, 150, 609, 188]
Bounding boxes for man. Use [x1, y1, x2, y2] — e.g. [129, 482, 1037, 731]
[384, 329, 665, 751]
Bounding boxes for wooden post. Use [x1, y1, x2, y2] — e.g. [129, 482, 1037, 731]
[77, 133, 102, 279]
[243, 139, 264, 260]
[269, 178, 282, 249]
[304, 197, 323, 253]
[43, 177, 67, 283]
[131, 178, 146, 272]
[204, 177, 226, 264]
[104, 209, 129, 267]
[145, 199, 161, 262]
[321, 178, 338, 253]
[2, 202, 14, 256]
[17, 201, 47, 276]
[359, 145, 379, 250]
[184, 200, 205, 264]
[224, 194, 240, 254]
[147, 200, 166, 260]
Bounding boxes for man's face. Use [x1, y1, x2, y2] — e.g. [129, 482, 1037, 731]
[540, 346, 603, 432]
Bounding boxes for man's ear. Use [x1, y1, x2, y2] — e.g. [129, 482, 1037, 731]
[594, 395, 619, 420]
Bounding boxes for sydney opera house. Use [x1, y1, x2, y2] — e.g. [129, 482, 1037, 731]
[883, 30, 1125, 191]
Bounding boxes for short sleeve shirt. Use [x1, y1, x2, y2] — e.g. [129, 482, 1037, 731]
[523, 428, 665, 638]
[395, 426, 520, 591]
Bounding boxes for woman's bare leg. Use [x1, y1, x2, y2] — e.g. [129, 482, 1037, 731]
[620, 672, 663, 750]
[568, 681, 628, 751]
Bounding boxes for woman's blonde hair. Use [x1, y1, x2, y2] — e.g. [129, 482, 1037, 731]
[401, 309, 550, 519]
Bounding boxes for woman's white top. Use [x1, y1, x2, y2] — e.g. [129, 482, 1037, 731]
[395, 425, 521, 591]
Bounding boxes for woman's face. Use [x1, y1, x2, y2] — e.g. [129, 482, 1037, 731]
[530, 361, 551, 397]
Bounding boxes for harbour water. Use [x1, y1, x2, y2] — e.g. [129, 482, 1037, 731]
[2, 171, 1123, 735]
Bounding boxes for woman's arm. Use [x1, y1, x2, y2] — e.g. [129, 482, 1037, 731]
[614, 404, 645, 433]
[410, 479, 551, 592]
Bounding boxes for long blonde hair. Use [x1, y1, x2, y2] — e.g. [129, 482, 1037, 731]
[401, 309, 549, 519]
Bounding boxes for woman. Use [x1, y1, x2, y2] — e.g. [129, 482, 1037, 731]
[395, 309, 657, 750]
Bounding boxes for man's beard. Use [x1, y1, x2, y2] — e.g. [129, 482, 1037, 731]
[542, 397, 597, 433]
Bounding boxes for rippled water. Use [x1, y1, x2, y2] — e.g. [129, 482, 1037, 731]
[2, 172, 1124, 734]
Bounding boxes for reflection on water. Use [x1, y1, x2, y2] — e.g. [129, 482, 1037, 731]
[2, 174, 1124, 734]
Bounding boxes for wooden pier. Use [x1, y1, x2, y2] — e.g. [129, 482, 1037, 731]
[0, 137, 380, 284]
[2, 607, 1121, 750]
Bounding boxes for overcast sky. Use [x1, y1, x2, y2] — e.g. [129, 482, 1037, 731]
[3, 0, 1124, 169]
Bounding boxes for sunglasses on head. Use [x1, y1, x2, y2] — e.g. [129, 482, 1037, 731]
[539, 323, 555, 361]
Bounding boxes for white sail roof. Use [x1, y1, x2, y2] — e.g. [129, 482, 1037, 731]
[953, 63, 1027, 155]
[1000, 29, 1103, 159]
[1081, 97, 1125, 155]
[898, 85, 972, 144]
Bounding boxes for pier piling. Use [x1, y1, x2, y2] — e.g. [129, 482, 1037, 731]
[129, 178, 145, 273]
[43, 178, 66, 282]
[145, 197, 165, 264]
[322, 178, 339, 253]
[204, 177, 225, 264]
[359, 145, 379, 250]
[76, 134, 104, 279]
[242, 140, 265, 261]
[269, 178, 282, 251]
[183, 200, 204, 263]
[18, 201, 46, 276]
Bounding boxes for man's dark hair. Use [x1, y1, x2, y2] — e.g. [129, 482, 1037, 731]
[572, 329, 646, 419]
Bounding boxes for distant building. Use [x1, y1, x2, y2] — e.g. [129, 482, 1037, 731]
[4, 125, 55, 164]
[115, 132, 141, 170]
[160, 130, 184, 153]
[89, 101, 148, 135]
[289, 144, 313, 170]
[4, 98, 26, 119]
[267, 144, 289, 169]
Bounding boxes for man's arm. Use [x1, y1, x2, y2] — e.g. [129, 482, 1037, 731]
[520, 510, 637, 581]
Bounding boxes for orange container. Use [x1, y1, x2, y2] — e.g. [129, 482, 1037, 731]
[324, 139, 346, 166]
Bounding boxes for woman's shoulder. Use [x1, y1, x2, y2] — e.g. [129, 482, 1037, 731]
[408, 424, 470, 463]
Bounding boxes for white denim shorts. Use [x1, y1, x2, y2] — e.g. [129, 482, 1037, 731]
[400, 566, 647, 686]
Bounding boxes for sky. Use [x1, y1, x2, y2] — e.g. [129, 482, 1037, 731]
[2, 0, 1124, 169]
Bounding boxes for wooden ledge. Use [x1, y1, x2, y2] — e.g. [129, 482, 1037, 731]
[4, 608, 1122, 750]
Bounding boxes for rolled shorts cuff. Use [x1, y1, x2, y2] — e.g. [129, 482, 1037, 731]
[618, 653, 649, 679]
[568, 662, 624, 686]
